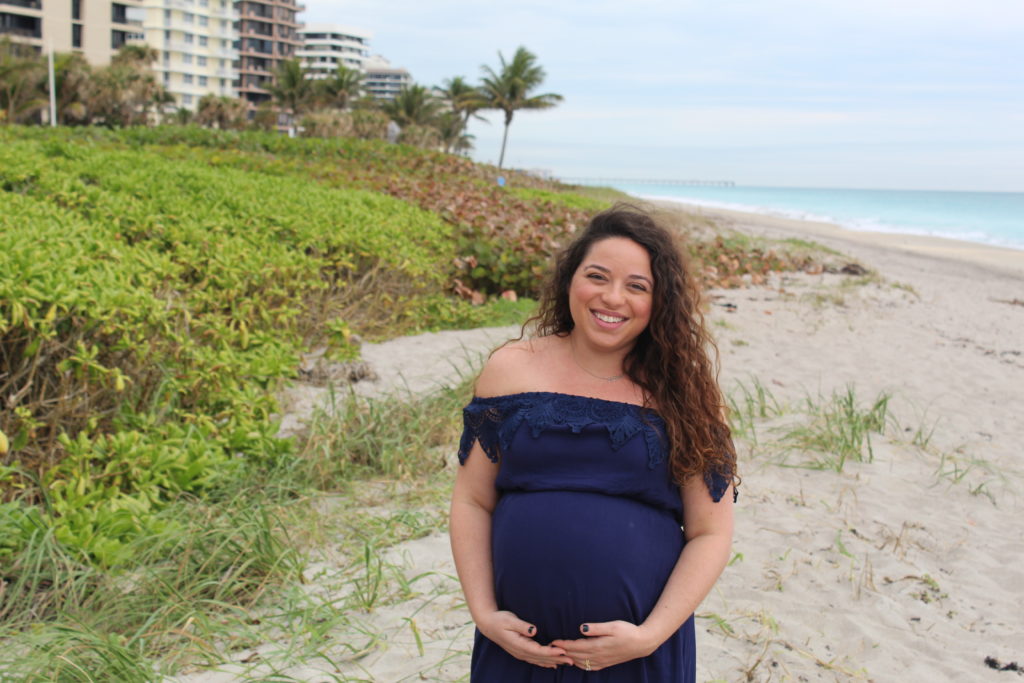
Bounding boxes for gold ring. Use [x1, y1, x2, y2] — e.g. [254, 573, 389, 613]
[585, 659, 592, 671]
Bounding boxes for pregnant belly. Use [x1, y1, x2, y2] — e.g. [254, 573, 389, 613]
[491, 490, 683, 643]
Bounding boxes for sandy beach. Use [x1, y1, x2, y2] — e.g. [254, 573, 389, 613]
[175, 205, 1023, 682]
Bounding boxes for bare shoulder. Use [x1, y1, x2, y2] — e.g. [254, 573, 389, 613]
[474, 338, 552, 398]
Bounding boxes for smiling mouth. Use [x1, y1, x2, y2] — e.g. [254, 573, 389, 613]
[593, 311, 626, 323]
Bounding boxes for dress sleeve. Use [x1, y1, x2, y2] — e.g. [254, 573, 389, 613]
[704, 469, 737, 503]
[704, 423, 739, 503]
[458, 397, 503, 465]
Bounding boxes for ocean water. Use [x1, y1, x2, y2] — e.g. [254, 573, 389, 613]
[603, 183, 1024, 252]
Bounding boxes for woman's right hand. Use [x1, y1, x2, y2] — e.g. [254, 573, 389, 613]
[476, 610, 575, 669]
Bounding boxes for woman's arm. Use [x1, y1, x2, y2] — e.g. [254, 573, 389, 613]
[449, 442, 500, 622]
[449, 346, 575, 669]
[450, 444, 575, 668]
[551, 476, 734, 671]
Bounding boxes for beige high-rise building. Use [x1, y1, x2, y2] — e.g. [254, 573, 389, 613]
[138, 0, 239, 111]
[1, 0, 145, 65]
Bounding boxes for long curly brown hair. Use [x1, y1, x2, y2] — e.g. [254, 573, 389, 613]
[528, 203, 737, 492]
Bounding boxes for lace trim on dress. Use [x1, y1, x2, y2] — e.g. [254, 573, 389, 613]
[458, 392, 736, 504]
[705, 467, 735, 504]
[459, 392, 665, 466]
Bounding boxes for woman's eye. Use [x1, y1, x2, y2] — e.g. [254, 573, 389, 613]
[629, 283, 648, 292]
[587, 273, 606, 281]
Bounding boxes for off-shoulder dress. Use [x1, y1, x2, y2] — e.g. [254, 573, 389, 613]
[458, 391, 730, 682]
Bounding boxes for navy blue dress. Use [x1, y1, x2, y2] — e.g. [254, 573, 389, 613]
[459, 392, 731, 682]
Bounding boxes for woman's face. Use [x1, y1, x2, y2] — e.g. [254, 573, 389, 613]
[568, 236, 654, 353]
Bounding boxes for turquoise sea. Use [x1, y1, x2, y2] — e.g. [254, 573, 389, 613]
[601, 183, 1024, 253]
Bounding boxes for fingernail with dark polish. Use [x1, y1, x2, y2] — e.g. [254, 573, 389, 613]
[581, 624, 589, 633]
[527, 626, 535, 634]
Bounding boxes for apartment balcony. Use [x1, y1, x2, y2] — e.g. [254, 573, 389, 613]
[237, 40, 275, 56]
[0, 0, 43, 10]
[164, 19, 227, 36]
[237, 64, 272, 76]
[238, 84, 270, 96]
[240, 29, 274, 41]
[208, 6, 238, 20]
[167, 40, 196, 53]
[0, 26, 41, 40]
[239, 6, 273, 19]
[166, 18, 200, 33]
[177, 81, 222, 95]
[237, 49, 271, 62]
[210, 26, 235, 39]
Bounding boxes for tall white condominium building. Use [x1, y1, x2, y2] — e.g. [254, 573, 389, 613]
[362, 54, 410, 101]
[1, 0, 145, 65]
[296, 22, 370, 80]
[139, 0, 239, 110]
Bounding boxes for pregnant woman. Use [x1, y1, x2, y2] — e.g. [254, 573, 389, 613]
[450, 204, 737, 681]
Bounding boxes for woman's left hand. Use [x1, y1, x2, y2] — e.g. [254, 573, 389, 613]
[550, 621, 657, 672]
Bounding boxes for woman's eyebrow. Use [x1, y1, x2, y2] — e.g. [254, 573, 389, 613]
[584, 264, 653, 286]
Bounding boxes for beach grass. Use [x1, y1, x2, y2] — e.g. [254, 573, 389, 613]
[781, 387, 890, 471]
[727, 380, 895, 472]
[725, 376, 783, 445]
[727, 377, 1009, 503]
[0, 376, 470, 680]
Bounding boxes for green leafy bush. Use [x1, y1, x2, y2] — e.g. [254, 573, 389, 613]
[0, 131, 451, 563]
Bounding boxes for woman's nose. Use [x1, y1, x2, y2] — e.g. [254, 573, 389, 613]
[602, 284, 626, 306]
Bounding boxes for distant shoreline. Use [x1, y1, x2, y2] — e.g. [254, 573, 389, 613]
[593, 182, 1024, 254]
[652, 197, 1024, 281]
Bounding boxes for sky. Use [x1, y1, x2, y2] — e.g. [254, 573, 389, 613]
[302, 1, 1024, 192]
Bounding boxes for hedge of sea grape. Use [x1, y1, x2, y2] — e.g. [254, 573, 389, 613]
[9, 126, 595, 299]
[0, 130, 453, 565]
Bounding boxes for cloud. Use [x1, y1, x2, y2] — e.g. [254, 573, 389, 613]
[302, 0, 1023, 190]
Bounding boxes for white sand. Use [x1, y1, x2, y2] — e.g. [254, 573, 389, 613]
[275, 325, 521, 438]
[176, 208, 1023, 682]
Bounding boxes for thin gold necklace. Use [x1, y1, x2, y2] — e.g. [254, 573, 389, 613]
[569, 335, 624, 382]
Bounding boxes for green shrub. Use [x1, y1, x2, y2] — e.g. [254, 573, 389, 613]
[0, 132, 451, 563]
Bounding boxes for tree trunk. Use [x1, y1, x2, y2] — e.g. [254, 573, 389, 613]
[497, 120, 510, 169]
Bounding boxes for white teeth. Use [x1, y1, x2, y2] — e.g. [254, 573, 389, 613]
[594, 312, 625, 323]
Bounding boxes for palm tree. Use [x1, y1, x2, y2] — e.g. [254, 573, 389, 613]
[196, 94, 247, 130]
[381, 84, 442, 128]
[436, 110, 475, 155]
[49, 52, 93, 124]
[479, 46, 563, 168]
[438, 75, 487, 129]
[435, 76, 487, 155]
[317, 64, 362, 110]
[0, 37, 46, 124]
[88, 44, 165, 126]
[267, 58, 313, 123]
[112, 44, 159, 68]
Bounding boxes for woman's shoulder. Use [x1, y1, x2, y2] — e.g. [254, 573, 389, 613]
[474, 336, 562, 398]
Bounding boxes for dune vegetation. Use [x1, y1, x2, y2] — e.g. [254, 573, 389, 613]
[0, 126, 825, 679]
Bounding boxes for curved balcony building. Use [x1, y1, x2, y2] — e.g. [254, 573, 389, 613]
[296, 21, 369, 80]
